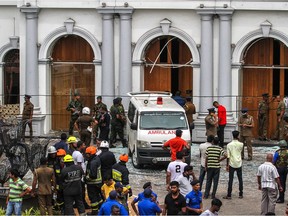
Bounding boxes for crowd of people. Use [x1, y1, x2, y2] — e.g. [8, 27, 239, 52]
[9, 91, 288, 215]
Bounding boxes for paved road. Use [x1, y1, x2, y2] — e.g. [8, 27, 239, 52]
[111, 143, 287, 215]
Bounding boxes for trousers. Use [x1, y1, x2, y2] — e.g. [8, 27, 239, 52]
[227, 166, 243, 197]
[204, 168, 220, 198]
[261, 187, 277, 215]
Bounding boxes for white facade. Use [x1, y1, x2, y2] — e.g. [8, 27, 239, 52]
[0, 0, 288, 141]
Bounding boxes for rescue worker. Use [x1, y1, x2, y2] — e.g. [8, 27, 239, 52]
[99, 140, 117, 181]
[60, 154, 85, 216]
[239, 108, 254, 161]
[110, 98, 127, 148]
[93, 96, 107, 141]
[85, 146, 103, 215]
[54, 149, 66, 213]
[66, 92, 84, 135]
[74, 107, 96, 147]
[112, 154, 132, 196]
[272, 95, 286, 141]
[47, 146, 57, 169]
[21, 94, 34, 142]
[273, 140, 288, 203]
[183, 97, 196, 131]
[205, 108, 218, 137]
[66, 136, 77, 155]
[258, 93, 270, 141]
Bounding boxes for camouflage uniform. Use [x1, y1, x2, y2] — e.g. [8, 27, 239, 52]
[239, 114, 254, 160]
[93, 101, 107, 139]
[22, 100, 34, 140]
[273, 100, 285, 140]
[258, 99, 269, 140]
[274, 144, 288, 202]
[110, 99, 127, 147]
[66, 99, 83, 135]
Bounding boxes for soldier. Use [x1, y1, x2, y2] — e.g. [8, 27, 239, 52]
[66, 92, 83, 135]
[283, 115, 288, 142]
[239, 108, 254, 161]
[98, 106, 111, 141]
[21, 94, 34, 142]
[93, 96, 107, 141]
[258, 93, 269, 141]
[110, 98, 127, 148]
[205, 108, 218, 137]
[74, 107, 97, 146]
[272, 95, 286, 141]
[183, 97, 196, 131]
[273, 140, 288, 203]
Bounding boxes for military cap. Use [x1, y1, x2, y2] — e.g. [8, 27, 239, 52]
[262, 93, 269, 97]
[207, 108, 215, 113]
[74, 92, 80, 96]
[24, 94, 31, 99]
[241, 108, 248, 113]
[143, 182, 152, 189]
[117, 97, 122, 101]
[97, 96, 102, 99]
[113, 98, 119, 105]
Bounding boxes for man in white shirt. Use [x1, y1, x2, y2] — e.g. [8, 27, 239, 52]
[199, 135, 214, 190]
[200, 198, 222, 216]
[257, 153, 283, 215]
[223, 130, 244, 199]
[72, 141, 86, 172]
[175, 165, 196, 197]
[166, 152, 188, 191]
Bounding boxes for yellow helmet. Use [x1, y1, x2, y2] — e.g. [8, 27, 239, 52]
[67, 136, 77, 144]
[63, 154, 74, 163]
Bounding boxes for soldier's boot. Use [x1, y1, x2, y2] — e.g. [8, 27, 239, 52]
[122, 139, 128, 148]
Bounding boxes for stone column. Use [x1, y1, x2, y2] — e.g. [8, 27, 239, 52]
[20, 6, 40, 107]
[117, 8, 134, 108]
[218, 9, 234, 114]
[196, 10, 214, 115]
[97, 9, 115, 105]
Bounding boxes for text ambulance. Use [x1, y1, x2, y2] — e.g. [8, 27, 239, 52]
[127, 91, 192, 168]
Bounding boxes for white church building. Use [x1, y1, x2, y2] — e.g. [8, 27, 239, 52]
[0, 0, 287, 142]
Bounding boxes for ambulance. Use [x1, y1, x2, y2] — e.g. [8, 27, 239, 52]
[127, 91, 192, 168]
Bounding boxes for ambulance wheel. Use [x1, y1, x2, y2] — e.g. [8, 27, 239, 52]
[132, 150, 143, 169]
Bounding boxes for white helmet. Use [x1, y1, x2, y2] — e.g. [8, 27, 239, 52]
[82, 107, 90, 115]
[100, 140, 109, 148]
[47, 146, 57, 154]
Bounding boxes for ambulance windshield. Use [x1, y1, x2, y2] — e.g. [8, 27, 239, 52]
[140, 111, 188, 130]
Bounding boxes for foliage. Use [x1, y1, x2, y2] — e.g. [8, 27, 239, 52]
[0, 206, 6, 215]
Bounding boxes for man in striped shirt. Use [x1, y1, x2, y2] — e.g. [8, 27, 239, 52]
[204, 137, 226, 199]
[257, 153, 283, 215]
[6, 169, 31, 216]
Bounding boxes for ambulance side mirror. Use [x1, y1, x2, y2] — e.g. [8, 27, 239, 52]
[130, 123, 137, 130]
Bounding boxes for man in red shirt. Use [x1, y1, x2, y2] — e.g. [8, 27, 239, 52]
[213, 101, 227, 148]
[162, 129, 190, 161]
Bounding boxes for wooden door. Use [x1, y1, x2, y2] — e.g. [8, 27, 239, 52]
[144, 37, 193, 97]
[242, 38, 288, 138]
[51, 35, 95, 131]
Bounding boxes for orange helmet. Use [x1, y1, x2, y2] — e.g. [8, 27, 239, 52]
[119, 154, 129, 162]
[57, 149, 66, 157]
[85, 146, 97, 155]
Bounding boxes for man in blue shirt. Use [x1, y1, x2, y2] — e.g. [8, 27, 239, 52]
[186, 180, 203, 215]
[54, 133, 68, 152]
[138, 188, 162, 216]
[98, 190, 128, 215]
[131, 182, 158, 215]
